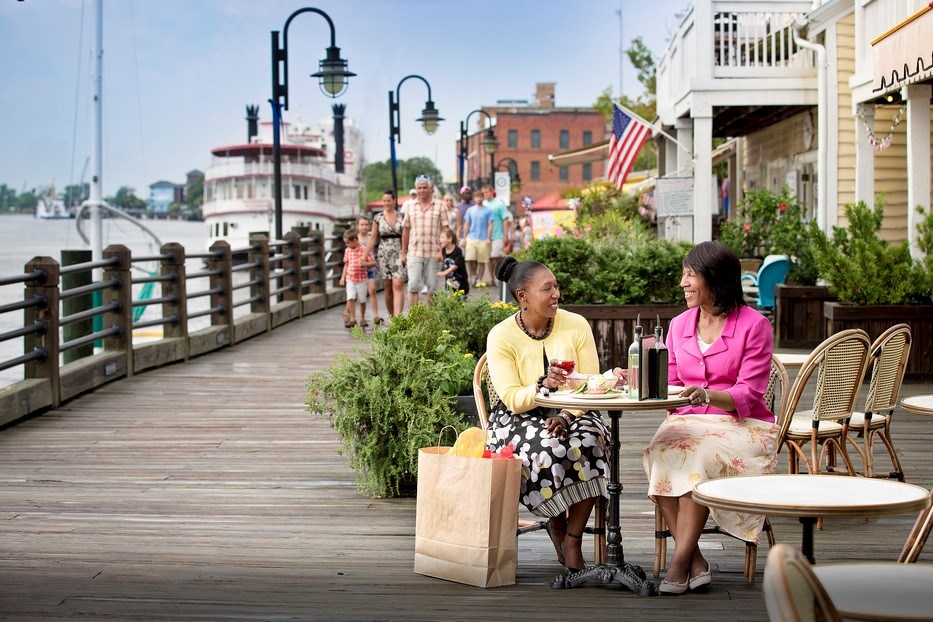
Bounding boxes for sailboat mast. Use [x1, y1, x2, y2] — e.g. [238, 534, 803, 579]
[89, 0, 103, 268]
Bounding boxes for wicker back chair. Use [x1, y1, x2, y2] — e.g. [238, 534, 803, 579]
[653, 354, 788, 584]
[845, 324, 911, 480]
[778, 329, 871, 477]
[899, 485, 933, 563]
[472, 353, 607, 563]
[763, 544, 843, 622]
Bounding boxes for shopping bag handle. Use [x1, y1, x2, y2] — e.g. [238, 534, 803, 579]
[437, 425, 459, 448]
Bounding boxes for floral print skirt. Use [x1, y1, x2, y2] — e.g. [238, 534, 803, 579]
[376, 239, 405, 280]
[486, 402, 609, 518]
[643, 414, 779, 543]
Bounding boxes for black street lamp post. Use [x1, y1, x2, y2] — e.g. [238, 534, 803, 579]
[458, 109, 498, 189]
[388, 74, 442, 200]
[270, 7, 354, 240]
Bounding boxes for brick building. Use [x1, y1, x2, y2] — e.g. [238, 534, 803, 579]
[460, 83, 606, 213]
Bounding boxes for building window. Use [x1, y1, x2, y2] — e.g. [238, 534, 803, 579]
[583, 131, 592, 146]
[560, 130, 569, 150]
[582, 163, 592, 181]
[559, 166, 569, 181]
[508, 129, 517, 149]
[531, 161, 541, 180]
[531, 129, 541, 149]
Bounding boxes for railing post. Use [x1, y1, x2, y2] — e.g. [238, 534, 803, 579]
[60, 250, 93, 363]
[307, 230, 326, 295]
[281, 231, 302, 309]
[103, 245, 133, 373]
[208, 240, 233, 348]
[249, 234, 271, 318]
[24, 256, 61, 406]
[160, 243, 188, 346]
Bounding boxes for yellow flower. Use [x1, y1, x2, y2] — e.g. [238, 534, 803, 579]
[463, 353, 474, 359]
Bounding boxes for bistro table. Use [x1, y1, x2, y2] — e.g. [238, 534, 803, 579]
[692, 474, 931, 564]
[773, 351, 810, 371]
[812, 563, 933, 621]
[535, 388, 689, 595]
[901, 395, 933, 417]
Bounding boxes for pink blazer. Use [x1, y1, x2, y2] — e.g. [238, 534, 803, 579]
[666, 305, 775, 422]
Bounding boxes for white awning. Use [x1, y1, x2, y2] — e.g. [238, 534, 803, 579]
[871, 4, 933, 97]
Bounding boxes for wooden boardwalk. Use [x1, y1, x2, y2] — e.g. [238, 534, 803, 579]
[1, 303, 932, 621]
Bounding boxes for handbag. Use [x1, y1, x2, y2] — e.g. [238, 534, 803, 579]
[413, 432, 522, 588]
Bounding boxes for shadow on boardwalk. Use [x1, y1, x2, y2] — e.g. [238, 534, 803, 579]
[1, 304, 931, 621]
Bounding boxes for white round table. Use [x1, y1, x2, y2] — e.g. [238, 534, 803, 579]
[813, 563, 933, 621]
[901, 395, 933, 417]
[692, 474, 931, 563]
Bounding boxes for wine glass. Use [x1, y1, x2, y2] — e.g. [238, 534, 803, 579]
[552, 347, 576, 390]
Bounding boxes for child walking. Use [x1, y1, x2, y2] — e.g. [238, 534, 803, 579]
[339, 229, 375, 328]
[356, 216, 383, 325]
[436, 228, 470, 297]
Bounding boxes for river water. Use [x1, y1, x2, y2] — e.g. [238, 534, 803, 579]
[0, 215, 208, 387]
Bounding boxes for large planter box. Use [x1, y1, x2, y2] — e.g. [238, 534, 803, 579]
[563, 304, 686, 372]
[823, 302, 933, 379]
[775, 285, 835, 349]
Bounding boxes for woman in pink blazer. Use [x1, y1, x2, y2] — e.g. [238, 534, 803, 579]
[643, 241, 779, 595]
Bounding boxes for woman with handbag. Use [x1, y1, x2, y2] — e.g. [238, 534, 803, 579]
[485, 256, 610, 574]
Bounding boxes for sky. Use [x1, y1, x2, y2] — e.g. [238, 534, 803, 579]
[1, 0, 692, 198]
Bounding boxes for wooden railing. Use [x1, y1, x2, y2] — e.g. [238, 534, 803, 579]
[0, 231, 348, 427]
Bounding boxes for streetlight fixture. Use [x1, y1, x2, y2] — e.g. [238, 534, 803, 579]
[270, 7, 355, 240]
[458, 109, 498, 189]
[496, 157, 522, 195]
[388, 74, 443, 199]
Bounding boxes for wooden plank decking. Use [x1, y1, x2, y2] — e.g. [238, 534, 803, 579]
[1, 304, 932, 621]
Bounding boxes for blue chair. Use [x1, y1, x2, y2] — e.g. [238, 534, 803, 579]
[755, 255, 791, 311]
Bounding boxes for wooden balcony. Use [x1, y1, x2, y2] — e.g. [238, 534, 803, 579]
[658, 0, 818, 136]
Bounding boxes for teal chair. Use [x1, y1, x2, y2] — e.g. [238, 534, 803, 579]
[754, 255, 791, 311]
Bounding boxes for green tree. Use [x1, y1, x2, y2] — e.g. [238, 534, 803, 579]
[362, 157, 442, 205]
[0, 184, 17, 212]
[186, 176, 203, 211]
[107, 186, 147, 213]
[15, 189, 38, 213]
[63, 183, 89, 208]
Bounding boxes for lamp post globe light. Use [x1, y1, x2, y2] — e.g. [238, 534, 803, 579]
[388, 74, 443, 199]
[458, 109, 498, 189]
[270, 7, 354, 240]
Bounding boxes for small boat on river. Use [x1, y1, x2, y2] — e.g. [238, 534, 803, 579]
[201, 105, 363, 250]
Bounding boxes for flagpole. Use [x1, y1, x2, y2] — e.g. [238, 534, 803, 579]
[614, 102, 693, 160]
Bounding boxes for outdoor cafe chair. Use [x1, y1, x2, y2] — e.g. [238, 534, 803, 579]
[899, 484, 933, 563]
[844, 324, 911, 481]
[473, 353, 607, 564]
[653, 354, 788, 584]
[763, 543, 843, 622]
[777, 329, 872, 478]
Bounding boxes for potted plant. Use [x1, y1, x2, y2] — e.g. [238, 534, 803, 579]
[810, 198, 933, 378]
[306, 292, 515, 498]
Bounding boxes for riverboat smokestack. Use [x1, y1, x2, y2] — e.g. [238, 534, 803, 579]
[333, 104, 345, 174]
[246, 105, 259, 143]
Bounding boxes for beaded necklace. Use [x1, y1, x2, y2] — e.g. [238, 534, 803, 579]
[516, 312, 553, 341]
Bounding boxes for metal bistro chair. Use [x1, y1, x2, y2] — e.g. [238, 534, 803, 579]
[845, 324, 911, 481]
[763, 543, 843, 622]
[778, 329, 871, 478]
[472, 353, 607, 564]
[654, 354, 788, 584]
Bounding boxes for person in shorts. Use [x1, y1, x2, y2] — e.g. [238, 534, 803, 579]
[401, 175, 448, 307]
[339, 229, 374, 328]
[483, 184, 513, 287]
[356, 216, 382, 325]
[462, 189, 493, 287]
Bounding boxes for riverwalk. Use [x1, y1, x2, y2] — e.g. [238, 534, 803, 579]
[1, 302, 932, 621]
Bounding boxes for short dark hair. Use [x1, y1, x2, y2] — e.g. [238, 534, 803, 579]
[496, 256, 550, 300]
[683, 241, 745, 315]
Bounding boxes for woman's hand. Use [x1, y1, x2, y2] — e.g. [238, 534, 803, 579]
[545, 415, 568, 439]
[678, 385, 710, 407]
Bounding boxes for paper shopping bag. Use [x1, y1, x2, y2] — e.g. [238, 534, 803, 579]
[413, 446, 521, 588]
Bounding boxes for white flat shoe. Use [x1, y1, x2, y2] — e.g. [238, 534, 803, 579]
[688, 563, 712, 590]
[658, 578, 689, 595]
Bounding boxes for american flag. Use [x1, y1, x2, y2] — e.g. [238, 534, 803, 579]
[607, 104, 652, 188]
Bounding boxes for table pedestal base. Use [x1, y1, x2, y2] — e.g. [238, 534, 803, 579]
[550, 562, 657, 595]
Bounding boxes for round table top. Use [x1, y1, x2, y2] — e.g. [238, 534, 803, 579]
[773, 352, 810, 370]
[534, 388, 690, 412]
[901, 394, 933, 416]
[692, 474, 931, 519]
[813, 563, 933, 621]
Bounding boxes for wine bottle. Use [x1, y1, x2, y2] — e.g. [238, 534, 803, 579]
[654, 324, 669, 399]
[628, 322, 643, 400]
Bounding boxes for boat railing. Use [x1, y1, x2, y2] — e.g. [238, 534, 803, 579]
[0, 230, 347, 428]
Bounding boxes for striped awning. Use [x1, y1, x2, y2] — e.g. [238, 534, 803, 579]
[872, 3, 933, 97]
